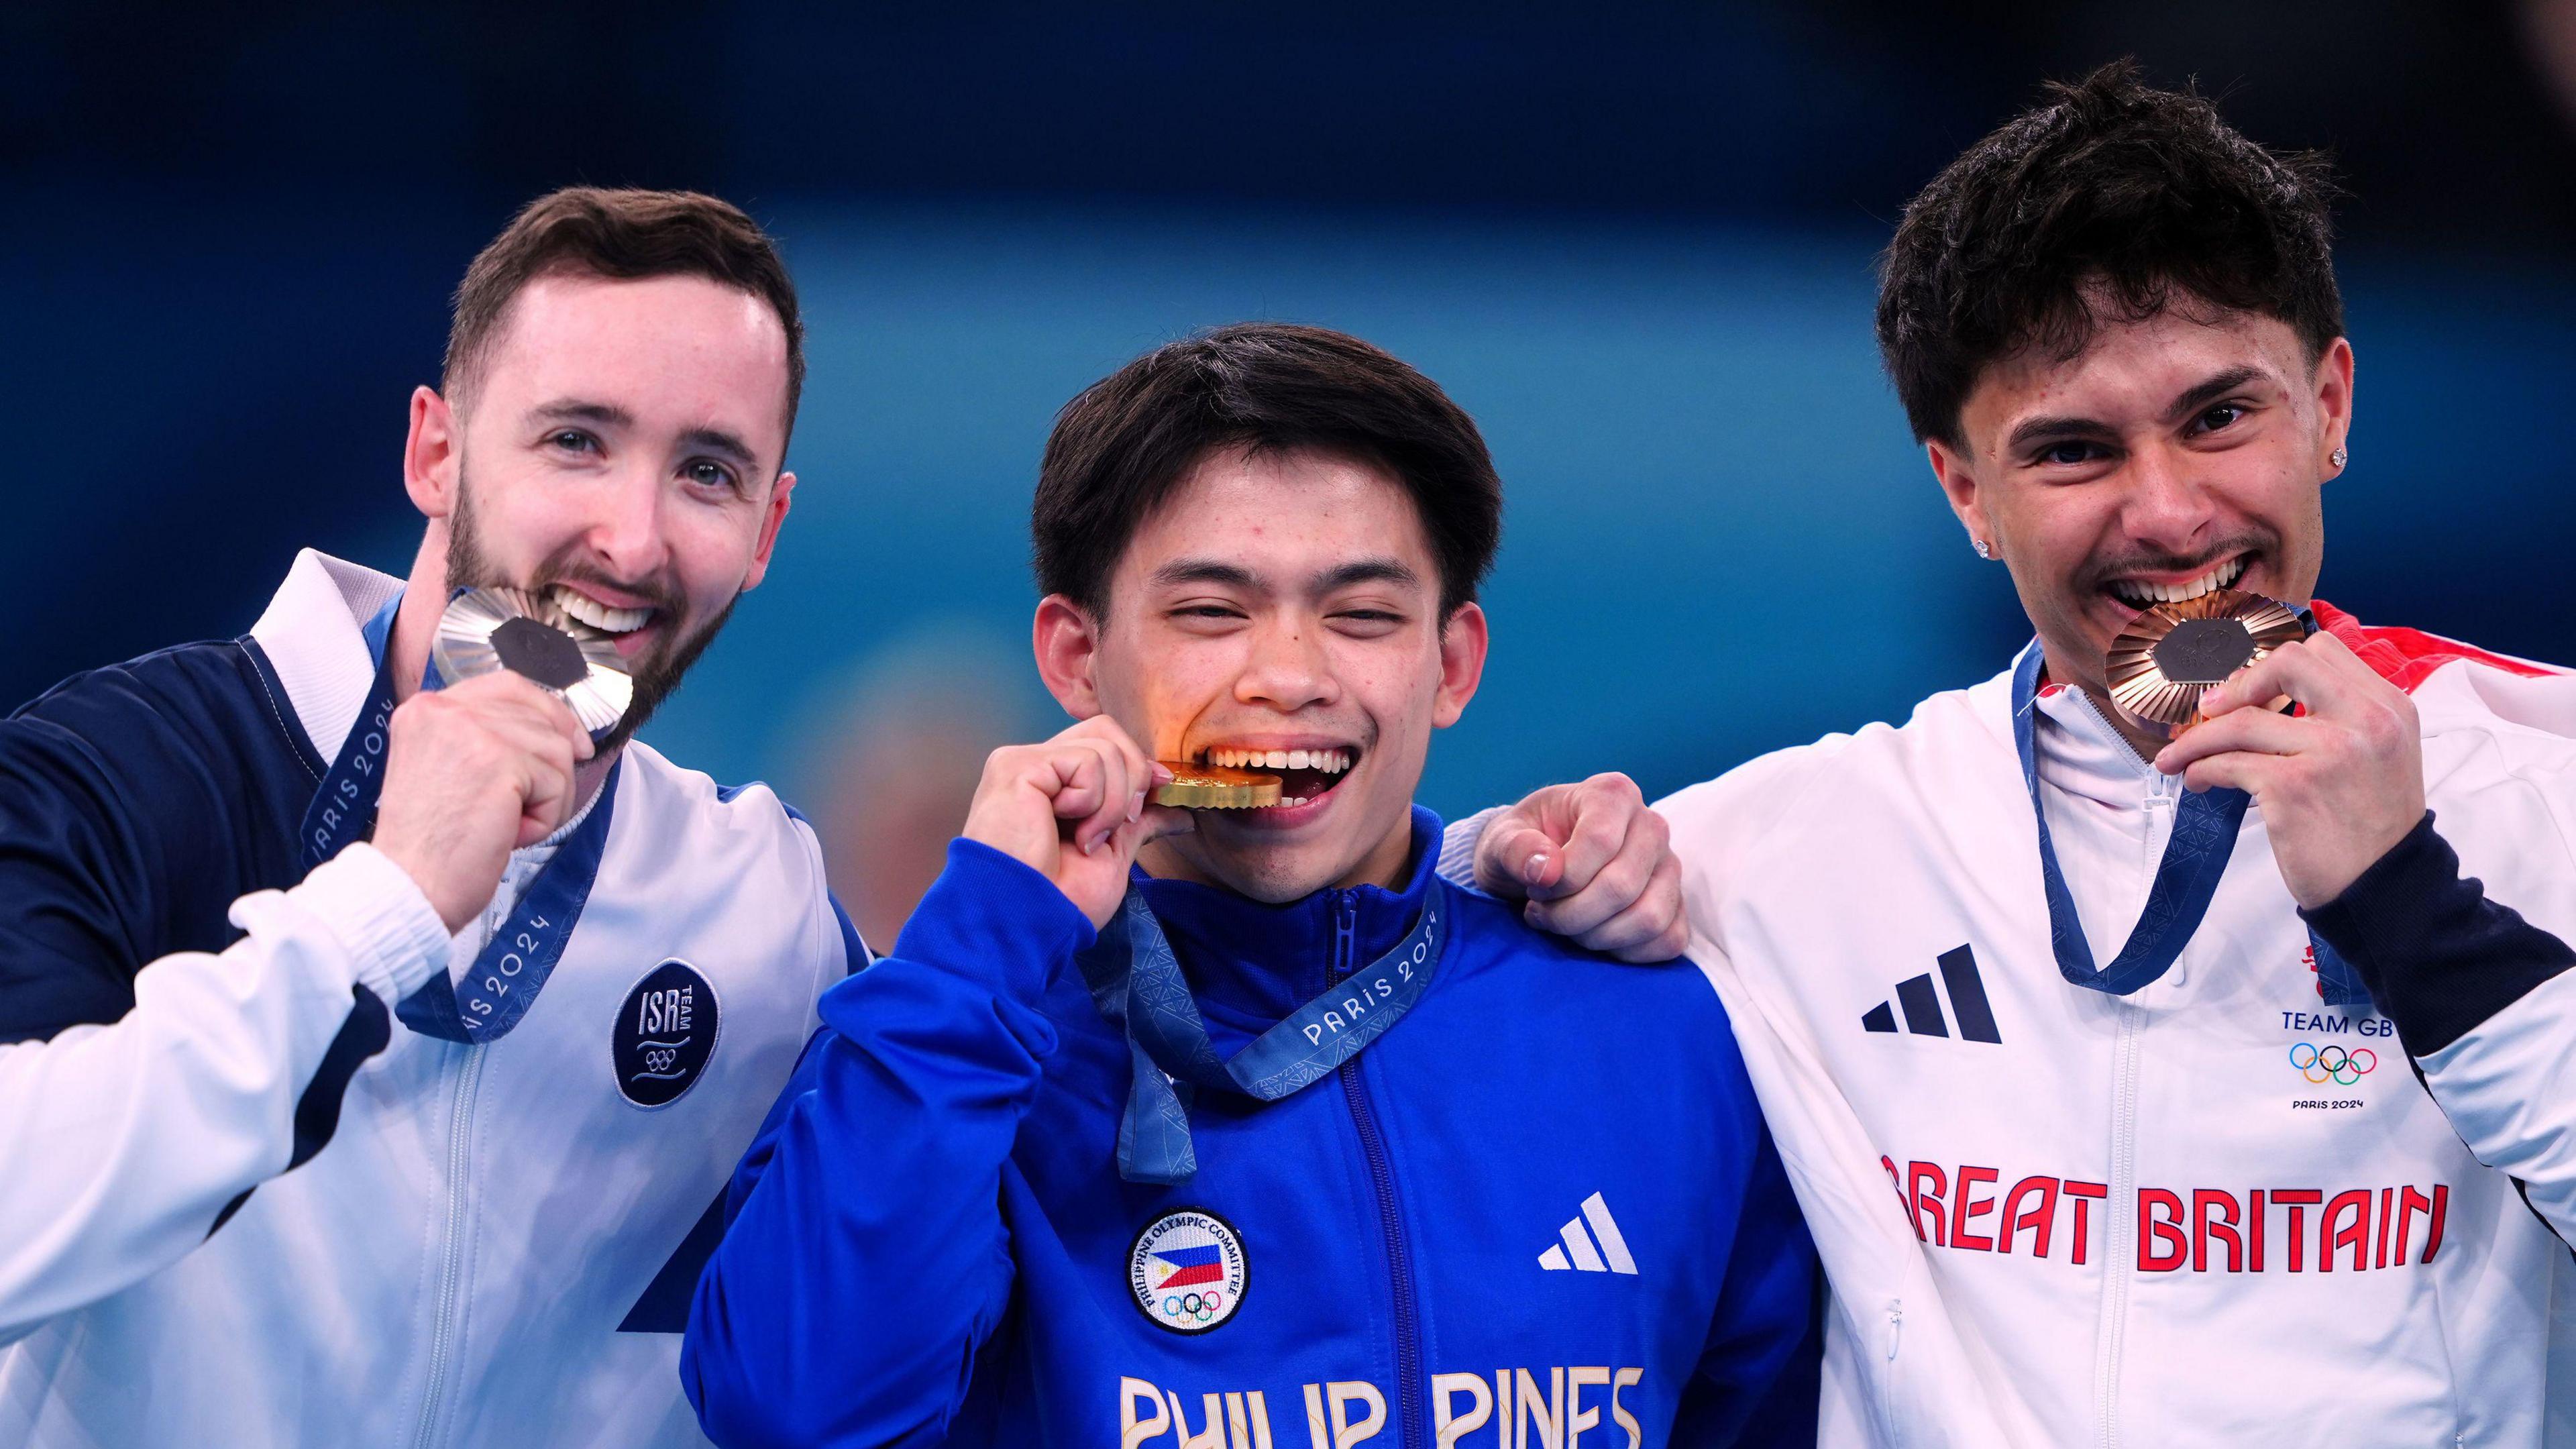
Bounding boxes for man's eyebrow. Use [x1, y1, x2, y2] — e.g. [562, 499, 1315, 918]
[530, 399, 634, 429]
[1313, 558, 1421, 592]
[2164, 364, 2272, 423]
[1150, 559, 1261, 591]
[678, 426, 759, 469]
[2005, 413, 2119, 454]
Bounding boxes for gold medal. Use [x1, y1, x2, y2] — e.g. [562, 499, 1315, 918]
[1152, 761, 1283, 810]
[2104, 588, 2308, 739]
[432, 587, 634, 740]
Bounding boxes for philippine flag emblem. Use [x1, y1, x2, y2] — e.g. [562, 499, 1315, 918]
[1128, 1209, 1249, 1334]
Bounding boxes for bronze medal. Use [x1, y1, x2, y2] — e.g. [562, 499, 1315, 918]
[2103, 588, 2308, 739]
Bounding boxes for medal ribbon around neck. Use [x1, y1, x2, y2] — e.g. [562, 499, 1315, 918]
[1077, 885, 1446, 1185]
[2010, 642, 2373, 1009]
[298, 608, 621, 1042]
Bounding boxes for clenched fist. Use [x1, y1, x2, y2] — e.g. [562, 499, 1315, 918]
[372, 671, 595, 932]
[963, 716, 1193, 929]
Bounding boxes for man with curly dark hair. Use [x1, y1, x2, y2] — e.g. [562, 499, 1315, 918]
[1460, 60, 2576, 1444]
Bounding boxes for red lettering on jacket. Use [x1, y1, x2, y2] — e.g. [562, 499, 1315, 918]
[2062, 1181, 2108, 1267]
[2192, 1189, 2243, 1274]
[1997, 1176, 2058, 1258]
[2271, 1189, 2323, 1272]
[2322, 1189, 2372, 1273]
[1909, 1162, 1948, 1248]
[2137, 1189, 2188, 1273]
[1951, 1167, 2000, 1252]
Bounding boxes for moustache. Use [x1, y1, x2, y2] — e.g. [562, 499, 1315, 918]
[2074, 535, 2276, 596]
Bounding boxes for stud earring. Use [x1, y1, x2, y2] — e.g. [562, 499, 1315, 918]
[1974, 538, 1994, 559]
[2330, 445, 2347, 470]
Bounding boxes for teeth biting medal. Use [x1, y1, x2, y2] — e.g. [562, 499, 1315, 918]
[432, 586, 634, 740]
[1152, 763, 1283, 810]
[2103, 588, 2309, 739]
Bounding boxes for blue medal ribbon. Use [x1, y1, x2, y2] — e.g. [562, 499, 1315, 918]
[1077, 885, 1446, 1185]
[2011, 641, 2372, 1010]
[298, 598, 619, 1042]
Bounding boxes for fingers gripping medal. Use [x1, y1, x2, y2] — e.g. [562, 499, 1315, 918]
[431, 587, 635, 741]
[2103, 588, 2309, 740]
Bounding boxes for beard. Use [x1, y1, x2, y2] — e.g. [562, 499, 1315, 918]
[445, 473, 741, 753]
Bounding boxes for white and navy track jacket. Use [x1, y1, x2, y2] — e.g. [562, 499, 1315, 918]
[1650, 603, 2576, 1447]
[0, 549, 851, 1448]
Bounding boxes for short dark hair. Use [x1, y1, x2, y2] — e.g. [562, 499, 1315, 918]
[1032, 323, 1502, 618]
[444, 186, 805, 441]
[1876, 60, 2345, 446]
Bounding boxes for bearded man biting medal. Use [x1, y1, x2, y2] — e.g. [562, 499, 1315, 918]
[1458, 65, 2576, 1446]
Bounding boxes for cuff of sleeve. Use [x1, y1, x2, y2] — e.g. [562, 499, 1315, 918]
[286, 844, 456, 1004]
[888, 839, 1099, 1002]
[2299, 812, 2451, 961]
[1437, 807, 1500, 892]
[2300, 811, 2576, 1056]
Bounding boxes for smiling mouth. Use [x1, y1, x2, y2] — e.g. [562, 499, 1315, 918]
[2106, 553, 2249, 608]
[1197, 745, 1357, 809]
[549, 583, 658, 636]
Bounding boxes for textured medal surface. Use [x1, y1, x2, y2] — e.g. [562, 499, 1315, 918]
[1152, 761, 1283, 809]
[2104, 588, 2307, 738]
[432, 587, 634, 739]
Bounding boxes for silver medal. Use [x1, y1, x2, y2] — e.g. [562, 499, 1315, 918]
[431, 587, 633, 740]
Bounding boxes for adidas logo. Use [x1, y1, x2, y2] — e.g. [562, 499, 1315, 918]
[1537, 1192, 1636, 1275]
[1861, 944, 2001, 1044]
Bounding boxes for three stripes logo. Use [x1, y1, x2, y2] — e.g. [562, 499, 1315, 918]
[1537, 1191, 1637, 1275]
[1861, 944, 2001, 1044]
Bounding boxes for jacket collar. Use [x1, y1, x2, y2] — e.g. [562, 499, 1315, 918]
[247, 548, 405, 763]
[1132, 805, 1444, 1032]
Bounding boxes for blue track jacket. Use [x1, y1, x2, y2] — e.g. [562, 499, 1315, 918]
[684, 808, 1817, 1448]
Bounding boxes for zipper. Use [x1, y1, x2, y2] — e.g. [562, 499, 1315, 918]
[2092, 1004, 2141, 1449]
[1330, 892, 1427, 1449]
[1879, 1299, 1904, 1449]
[410, 1040, 488, 1449]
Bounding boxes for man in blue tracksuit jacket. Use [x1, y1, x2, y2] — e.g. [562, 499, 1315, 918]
[684, 323, 1818, 1448]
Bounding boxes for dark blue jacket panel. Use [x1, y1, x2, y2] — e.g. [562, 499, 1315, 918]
[0, 639, 323, 1044]
[685, 811, 1818, 1448]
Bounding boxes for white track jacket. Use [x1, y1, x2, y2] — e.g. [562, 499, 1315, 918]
[1655, 604, 2576, 1446]
[0, 551, 849, 1447]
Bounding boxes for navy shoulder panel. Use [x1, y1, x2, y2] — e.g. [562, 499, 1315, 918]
[0, 639, 326, 1041]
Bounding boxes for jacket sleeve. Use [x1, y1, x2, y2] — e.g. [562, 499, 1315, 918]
[0, 843, 452, 1344]
[1671, 1059, 1822, 1446]
[2302, 810, 2576, 1241]
[681, 839, 1092, 1449]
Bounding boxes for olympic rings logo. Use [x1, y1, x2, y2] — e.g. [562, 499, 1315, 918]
[1160, 1290, 1224, 1324]
[2289, 1041, 2376, 1085]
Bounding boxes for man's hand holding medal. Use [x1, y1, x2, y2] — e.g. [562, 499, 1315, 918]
[2156, 621, 2428, 909]
[961, 716, 1197, 930]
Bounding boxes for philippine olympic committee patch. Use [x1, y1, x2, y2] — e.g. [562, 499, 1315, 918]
[613, 959, 720, 1108]
[1128, 1208, 1248, 1334]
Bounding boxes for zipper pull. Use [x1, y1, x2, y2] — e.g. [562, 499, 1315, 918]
[1333, 895, 1358, 981]
[1886, 1299, 1903, 1361]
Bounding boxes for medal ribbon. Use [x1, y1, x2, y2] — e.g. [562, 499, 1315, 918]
[2011, 642, 2371, 1010]
[298, 603, 620, 1042]
[1077, 885, 1446, 1185]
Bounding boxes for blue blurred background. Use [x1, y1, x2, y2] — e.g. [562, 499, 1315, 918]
[12, 2, 2576, 937]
